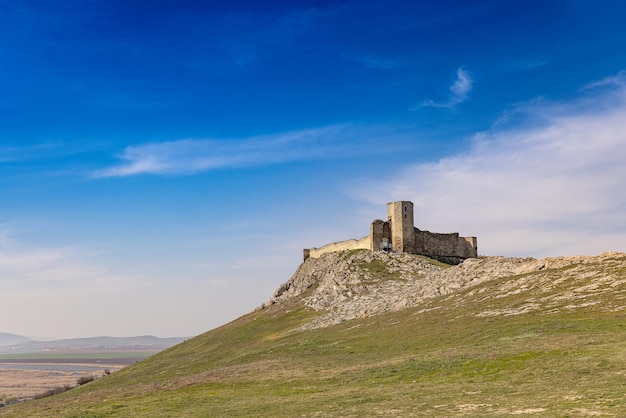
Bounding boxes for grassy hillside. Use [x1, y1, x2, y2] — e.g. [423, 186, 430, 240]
[1, 254, 625, 417]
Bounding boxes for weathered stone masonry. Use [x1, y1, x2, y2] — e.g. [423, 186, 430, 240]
[304, 201, 477, 263]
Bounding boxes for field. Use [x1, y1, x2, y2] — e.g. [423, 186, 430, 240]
[0, 351, 153, 403]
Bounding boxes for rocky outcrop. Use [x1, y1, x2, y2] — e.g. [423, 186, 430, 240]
[265, 250, 626, 330]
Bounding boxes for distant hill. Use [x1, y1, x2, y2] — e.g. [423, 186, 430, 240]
[2, 251, 625, 417]
[0, 333, 30, 348]
[0, 335, 187, 354]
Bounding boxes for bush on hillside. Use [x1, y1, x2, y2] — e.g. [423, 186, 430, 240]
[33, 385, 74, 399]
[77, 375, 96, 386]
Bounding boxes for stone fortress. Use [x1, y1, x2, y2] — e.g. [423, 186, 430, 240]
[303, 201, 478, 264]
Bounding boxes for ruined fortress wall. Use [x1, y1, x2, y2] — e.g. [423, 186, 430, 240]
[302, 201, 478, 261]
[369, 220, 391, 251]
[413, 229, 478, 258]
[414, 229, 460, 257]
[304, 236, 370, 260]
[457, 236, 478, 258]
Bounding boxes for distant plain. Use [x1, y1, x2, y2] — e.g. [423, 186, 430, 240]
[0, 351, 153, 402]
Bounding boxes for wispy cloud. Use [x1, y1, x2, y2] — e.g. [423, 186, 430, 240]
[0, 141, 104, 164]
[0, 142, 66, 163]
[362, 71, 626, 257]
[506, 59, 548, 72]
[344, 52, 410, 70]
[417, 67, 473, 109]
[520, 60, 547, 70]
[95, 125, 406, 177]
[0, 230, 140, 291]
[582, 70, 626, 90]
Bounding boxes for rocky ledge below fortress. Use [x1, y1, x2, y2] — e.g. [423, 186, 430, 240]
[264, 250, 626, 330]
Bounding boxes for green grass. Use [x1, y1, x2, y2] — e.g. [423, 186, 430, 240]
[2, 260, 625, 417]
[342, 248, 369, 260]
[415, 255, 453, 268]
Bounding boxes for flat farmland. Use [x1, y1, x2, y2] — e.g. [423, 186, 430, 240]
[0, 351, 155, 402]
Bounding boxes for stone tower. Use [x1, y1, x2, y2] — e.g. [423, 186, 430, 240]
[387, 201, 415, 253]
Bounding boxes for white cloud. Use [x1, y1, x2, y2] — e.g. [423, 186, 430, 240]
[94, 124, 407, 177]
[0, 232, 141, 291]
[449, 68, 472, 102]
[362, 72, 626, 257]
[418, 67, 473, 109]
[582, 70, 626, 90]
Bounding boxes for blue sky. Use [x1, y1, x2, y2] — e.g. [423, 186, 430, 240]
[2, 1, 626, 338]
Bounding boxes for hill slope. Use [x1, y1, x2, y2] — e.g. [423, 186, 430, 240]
[1, 251, 625, 417]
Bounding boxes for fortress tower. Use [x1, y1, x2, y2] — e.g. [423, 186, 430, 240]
[387, 201, 415, 253]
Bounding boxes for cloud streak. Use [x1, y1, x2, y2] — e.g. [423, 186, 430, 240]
[95, 124, 405, 177]
[363, 71, 626, 257]
[0, 142, 76, 163]
[0, 231, 140, 291]
[418, 67, 473, 109]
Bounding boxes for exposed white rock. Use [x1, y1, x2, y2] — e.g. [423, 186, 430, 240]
[264, 251, 626, 330]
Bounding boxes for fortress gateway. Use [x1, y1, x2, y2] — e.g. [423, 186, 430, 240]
[303, 201, 477, 263]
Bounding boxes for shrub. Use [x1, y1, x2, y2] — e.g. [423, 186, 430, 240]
[77, 375, 96, 386]
[33, 384, 74, 399]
